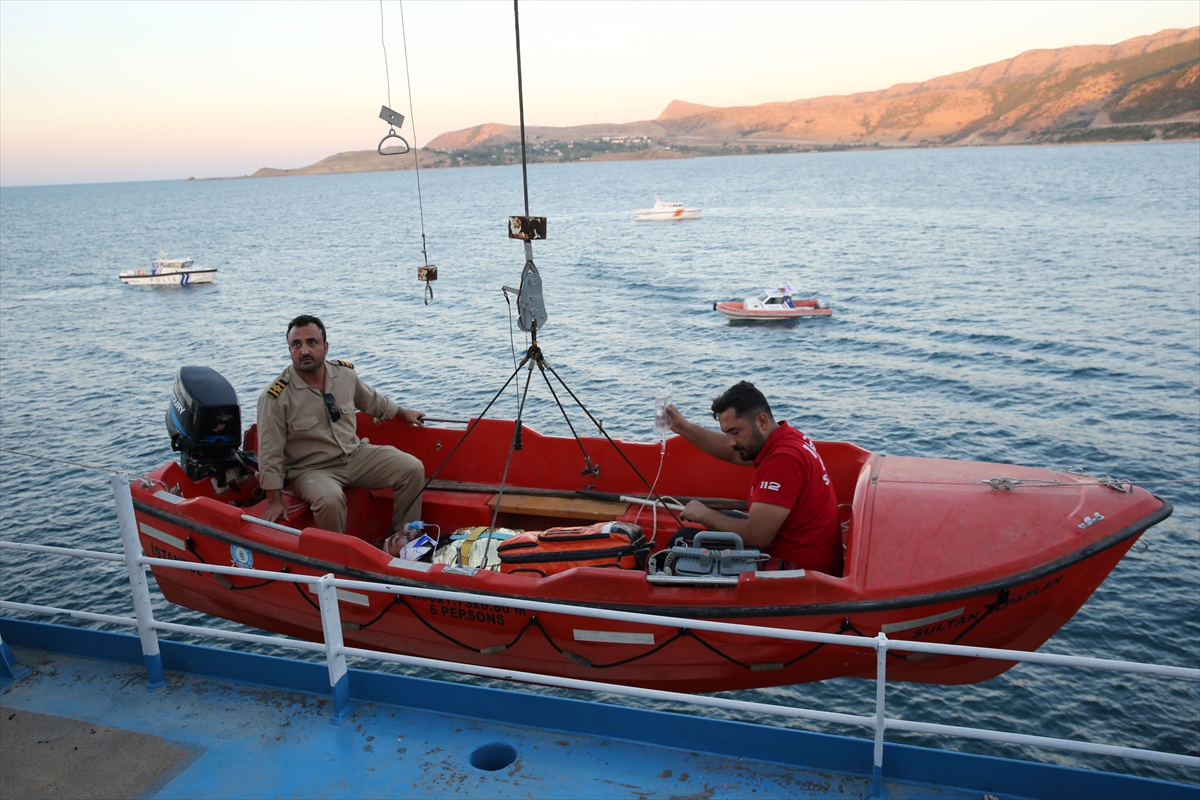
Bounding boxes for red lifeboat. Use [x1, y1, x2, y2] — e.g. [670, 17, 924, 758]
[131, 409, 1169, 694]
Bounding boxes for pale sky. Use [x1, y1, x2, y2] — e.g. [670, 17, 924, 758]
[1, 0, 1196, 187]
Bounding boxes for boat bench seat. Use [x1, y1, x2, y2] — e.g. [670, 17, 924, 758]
[366, 486, 500, 531]
[367, 487, 637, 530]
[243, 489, 315, 530]
[486, 494, 630, 522]
[246, 488, 477, 542]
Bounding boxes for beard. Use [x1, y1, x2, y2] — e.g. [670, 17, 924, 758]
[733, 428, 767, 462]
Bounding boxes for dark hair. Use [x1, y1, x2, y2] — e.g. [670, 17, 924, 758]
[711, 380, 773, 422]
[286, 314, 326, 342]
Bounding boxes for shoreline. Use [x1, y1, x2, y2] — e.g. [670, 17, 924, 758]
[201, 128, 1200, 182]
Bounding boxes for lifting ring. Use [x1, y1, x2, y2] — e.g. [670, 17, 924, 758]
[378, 129, 411, 156]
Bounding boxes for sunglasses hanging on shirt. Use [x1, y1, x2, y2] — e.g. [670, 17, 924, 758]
[324, 393, 342, 423]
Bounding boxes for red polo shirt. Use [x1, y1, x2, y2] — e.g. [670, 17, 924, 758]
[749, 422, 841, 574]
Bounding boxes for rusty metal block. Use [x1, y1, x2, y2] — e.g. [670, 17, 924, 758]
[508, 216, 547, 240]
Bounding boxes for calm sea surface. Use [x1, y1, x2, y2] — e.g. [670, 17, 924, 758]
[2, 143, 1198, 783]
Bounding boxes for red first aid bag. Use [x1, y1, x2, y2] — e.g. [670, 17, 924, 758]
[498, 521, 649, 577]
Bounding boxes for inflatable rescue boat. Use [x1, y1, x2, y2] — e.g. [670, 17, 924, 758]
[134, 367, 1172, 693]
[714, 286, 832, 321]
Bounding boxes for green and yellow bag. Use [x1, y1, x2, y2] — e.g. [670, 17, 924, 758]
[432, 526, 520, 571]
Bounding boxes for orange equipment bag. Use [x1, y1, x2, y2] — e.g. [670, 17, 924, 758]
[497, 521, 649, 577]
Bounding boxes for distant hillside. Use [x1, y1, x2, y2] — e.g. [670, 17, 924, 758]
[242, 27, 1198, 179]
[248, 147, 448, 178]
[426, 26, 1198, 151]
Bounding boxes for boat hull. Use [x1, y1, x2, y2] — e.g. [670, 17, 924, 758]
[139, 514, 1148, 691]
[634, 209, 701, 221]
[715, 300, 831, 320]
[119, 268, 217, 286]
[131, 416, 1170, 693]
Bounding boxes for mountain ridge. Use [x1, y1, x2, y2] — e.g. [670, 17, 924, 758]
[244, 27, 1198, 179]
[425, 26, 1198, 151]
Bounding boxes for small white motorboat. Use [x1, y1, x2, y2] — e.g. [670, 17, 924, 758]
[634, 195, 701, 221]
[714, 285, 831, 321]
[119, 251, 217, 286]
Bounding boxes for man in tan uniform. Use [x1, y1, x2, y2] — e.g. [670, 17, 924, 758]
[256, 315, 426, 547]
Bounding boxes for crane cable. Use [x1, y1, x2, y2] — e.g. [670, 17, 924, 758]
[381, 0, 434, 304]
[514, 0, 530, 217]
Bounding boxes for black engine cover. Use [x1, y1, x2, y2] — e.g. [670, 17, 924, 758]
[166, 366, 242, 482]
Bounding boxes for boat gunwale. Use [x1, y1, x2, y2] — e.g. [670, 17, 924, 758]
[714, 303, 830, 319]
[131, 494, 1172, 620]
[119, 267, 218, 277]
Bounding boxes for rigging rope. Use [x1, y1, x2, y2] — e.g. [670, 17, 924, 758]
[378, 1, 393, 110]
[398, 0, 433, 305]
[490, 362, 536, 531]
[380, 0, 434, 304]
[535, 361, 597, 475]
[537, 356, 684, 526]
[0, 448, 126, 476]
[502, 288, 525, 421]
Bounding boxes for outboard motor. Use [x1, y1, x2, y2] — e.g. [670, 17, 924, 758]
[166, 366, 245, 486]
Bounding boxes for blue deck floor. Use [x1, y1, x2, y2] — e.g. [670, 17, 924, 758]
[0, 648, 948, 799]
[1, 620, 1194, 800]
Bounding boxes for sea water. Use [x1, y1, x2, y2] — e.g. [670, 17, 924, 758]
[1, 142, 1197, 783]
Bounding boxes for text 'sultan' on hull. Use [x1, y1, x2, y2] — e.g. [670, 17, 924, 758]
[131, 411, 1170, 694]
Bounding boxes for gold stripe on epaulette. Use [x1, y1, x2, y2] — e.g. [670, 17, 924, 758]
[332, 359, 354, 369]
[267, 381, 286, 397]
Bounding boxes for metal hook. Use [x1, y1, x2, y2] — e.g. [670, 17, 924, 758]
[378, 129, 411, 156]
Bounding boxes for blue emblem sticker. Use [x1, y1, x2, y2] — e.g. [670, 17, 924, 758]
[231, 545, 254, 569]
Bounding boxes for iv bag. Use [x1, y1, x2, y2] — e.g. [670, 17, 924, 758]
[654, 386, 674, 440]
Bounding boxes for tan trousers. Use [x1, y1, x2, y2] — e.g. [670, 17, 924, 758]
[289, 444, 424, 534]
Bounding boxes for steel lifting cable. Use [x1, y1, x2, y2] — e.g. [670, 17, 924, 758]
[514, 0, 531, 217]
[398, 0, 434, 304]
[490, 362, 537, 531]
[538, 357, 684, 526]
[394, 356, 530, 520]
[506, 0, 534, 369]
[534, 361, 598, 476]
[380, 0, 435, 304]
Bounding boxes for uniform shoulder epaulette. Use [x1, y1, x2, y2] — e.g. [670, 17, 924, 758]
[267, 375, 289, 397]
[331, 359, 354, 369]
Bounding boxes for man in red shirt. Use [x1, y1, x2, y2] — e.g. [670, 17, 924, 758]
[664, 381, 841, 574]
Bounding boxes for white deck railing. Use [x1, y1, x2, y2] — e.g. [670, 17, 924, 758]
[1, 475, 1196, 798]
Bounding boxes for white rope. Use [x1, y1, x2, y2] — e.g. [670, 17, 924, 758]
[0, 447, 127, 475]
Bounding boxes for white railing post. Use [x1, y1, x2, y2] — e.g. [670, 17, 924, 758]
[315, 573, 353, 723]
[871, 633, 889, 800]
[111, 474, 165, 689]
